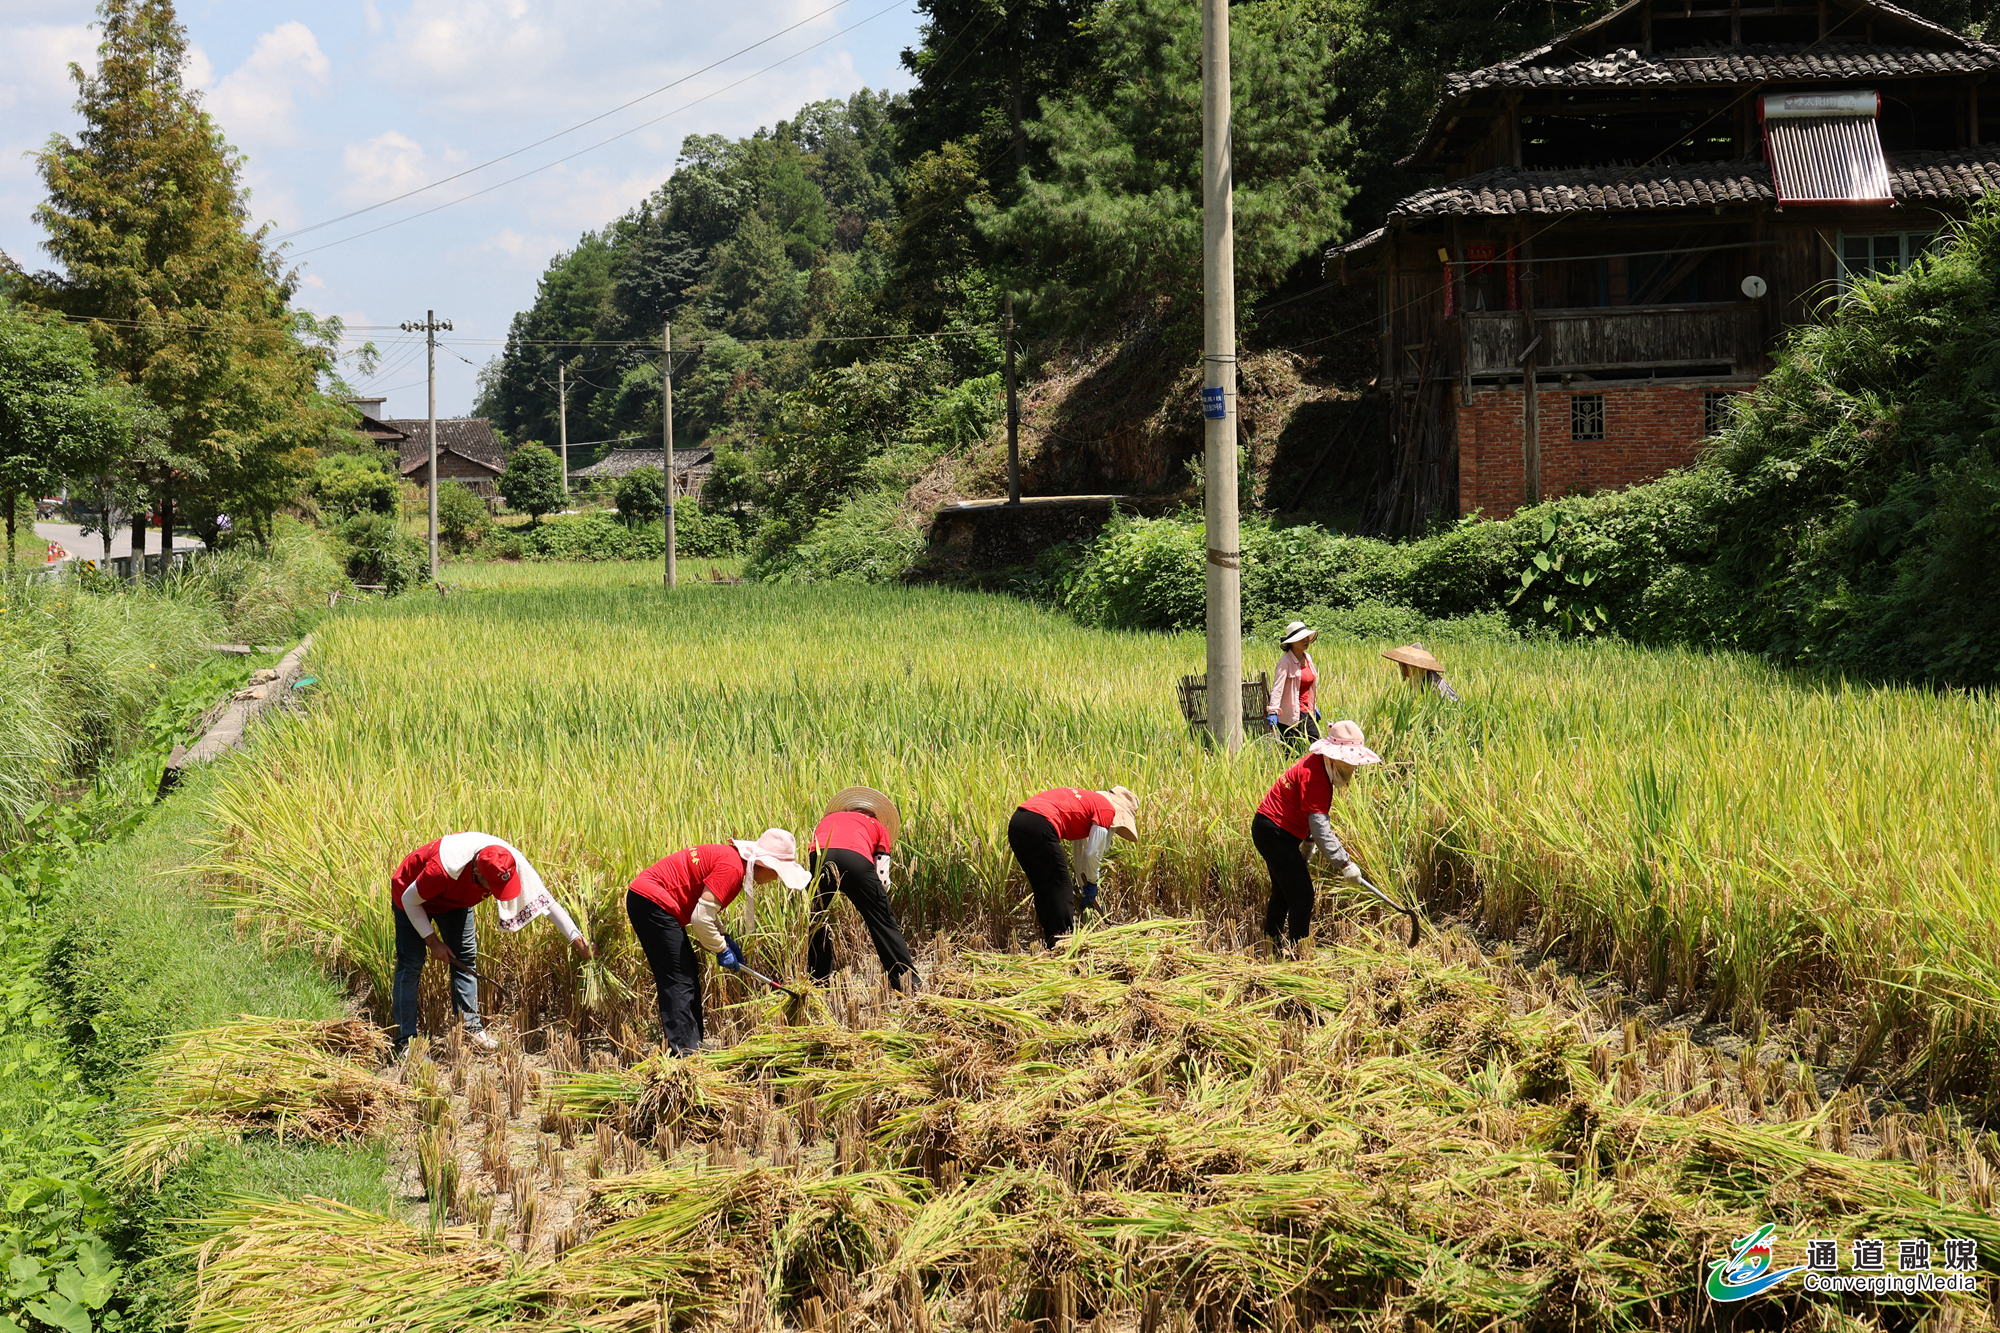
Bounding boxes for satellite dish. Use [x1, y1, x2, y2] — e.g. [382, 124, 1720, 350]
[1741, 275, 1769, 299]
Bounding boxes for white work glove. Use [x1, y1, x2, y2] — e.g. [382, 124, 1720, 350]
[1340, 862, 1364, 882]
[874, 853, 892, 892]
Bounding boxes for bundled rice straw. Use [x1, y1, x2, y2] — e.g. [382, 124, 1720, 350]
[185, 926, 2000, 1330]
[111, 1017, 406, 1185]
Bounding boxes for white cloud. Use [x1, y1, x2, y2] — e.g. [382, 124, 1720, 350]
[206, 22, 331, 146]
[341, 129, 431, 202]
[363, 0, 384, 35]
[0, 23, 94, 111]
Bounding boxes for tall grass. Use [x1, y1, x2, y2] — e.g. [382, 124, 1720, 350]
[206, 574, 2000, 1095]
[0, 520, 342, 829]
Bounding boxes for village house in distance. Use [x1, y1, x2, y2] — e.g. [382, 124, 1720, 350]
[349, 396, 506, 499]
[1336, 0, 2000, 519]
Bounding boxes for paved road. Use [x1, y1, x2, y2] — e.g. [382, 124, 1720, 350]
[32, 521, 206, 564]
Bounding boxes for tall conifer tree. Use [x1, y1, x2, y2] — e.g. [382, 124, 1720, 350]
[31, 0, 334, 549]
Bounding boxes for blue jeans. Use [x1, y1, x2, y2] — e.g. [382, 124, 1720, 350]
[393, 904, 481, 1048]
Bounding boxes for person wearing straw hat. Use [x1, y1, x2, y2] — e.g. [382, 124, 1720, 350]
[626, 830, 812, 1056]
[390, 833, 595, 1057]
[1007, 786, 1140, 947]
[1382, 643, 1460, 703]
[808, 786, 916, 992]
[1266, 621, 1322, 751]
[1251, 722, 1381, 954]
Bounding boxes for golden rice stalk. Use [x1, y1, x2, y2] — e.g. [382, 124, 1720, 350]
[110, 1017, 407, 1185]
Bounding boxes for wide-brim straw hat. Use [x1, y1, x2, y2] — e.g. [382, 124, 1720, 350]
[1280, 620, 1317, 646]
[825, 785, 901, 842]
[1382, 643, 1444, 673]
[1310, 722, 1381, 771]
[1096, 785, 1140, 842]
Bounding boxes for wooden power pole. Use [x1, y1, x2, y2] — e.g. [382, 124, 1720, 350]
[663, 322, 675, 590]
[400, 310, 452, 582]
[1005, 295, 1020, 505]
[1201, 0, 1243, 752]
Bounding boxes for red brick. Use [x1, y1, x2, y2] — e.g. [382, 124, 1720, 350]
[1455, 381, 1728, 518]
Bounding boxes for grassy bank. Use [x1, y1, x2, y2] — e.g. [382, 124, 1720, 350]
[205, 572, 1999, 1102]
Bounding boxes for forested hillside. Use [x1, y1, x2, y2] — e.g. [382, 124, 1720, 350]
[486, 0, 1998, 663]
[479, 0, 1630, 575]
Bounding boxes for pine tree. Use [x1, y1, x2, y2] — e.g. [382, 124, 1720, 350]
[30, 0, 336, 549]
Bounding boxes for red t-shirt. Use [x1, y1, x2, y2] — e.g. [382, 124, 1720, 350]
[1298, 661, 1317, 714]
[1019, 788, 1114, 841]
[810, 811, 892, 858]
[628, 843, 748, 925]
[389, 837, 492, 914]
[1256, 755, 1333, 840]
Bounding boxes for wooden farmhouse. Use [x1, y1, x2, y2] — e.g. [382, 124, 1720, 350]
[1334, 0, 2000, 520]
[385, 418, 507, 498]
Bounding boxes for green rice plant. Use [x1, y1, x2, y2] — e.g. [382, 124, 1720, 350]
[202, 571, 2000, 1098]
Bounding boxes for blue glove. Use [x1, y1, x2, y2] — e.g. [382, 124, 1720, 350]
[1079, 883, 1099, 912]
[1266, 713, 1279, 730]
[717, 934, 744, 970]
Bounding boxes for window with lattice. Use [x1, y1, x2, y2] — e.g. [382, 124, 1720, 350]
[1571, 394, 1605, 441]
[1703, 391, 1737, 436]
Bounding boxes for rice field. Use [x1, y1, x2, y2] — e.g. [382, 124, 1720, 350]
[150, 565, 2000, 1329]
[205, 568, 2000, 1099]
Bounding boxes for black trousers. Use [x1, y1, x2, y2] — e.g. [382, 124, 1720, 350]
[1253, 811, 1315, 944]
[626, 890, 703, 1056]
[1008, 808, 1076, 947]
[808, 848, 915, 990]
[1276, 713, 1320, 754]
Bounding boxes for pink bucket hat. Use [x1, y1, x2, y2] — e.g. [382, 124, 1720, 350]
[739, 828, 812, 891]
[1310, 720, 1381, 771]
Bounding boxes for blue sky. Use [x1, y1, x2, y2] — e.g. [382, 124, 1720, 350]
[1, 0, 924, 417]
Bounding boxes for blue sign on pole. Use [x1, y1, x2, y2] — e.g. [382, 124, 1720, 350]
[1201, 386, 1227, 420]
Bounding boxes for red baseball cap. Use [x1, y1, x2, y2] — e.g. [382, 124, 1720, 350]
[473, 844, 524, 900]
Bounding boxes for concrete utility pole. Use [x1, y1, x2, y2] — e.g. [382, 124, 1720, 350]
[662, 322, 676, 590]
[400, 310, 452, 581]
[1005, 295, 1021, 505]
[1201, 0, 1243, 751]
[558, 361, 570, 495]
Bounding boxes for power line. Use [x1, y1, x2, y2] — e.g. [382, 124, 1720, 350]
[287, 0, 910, 261]
[273, 0, 858, 244]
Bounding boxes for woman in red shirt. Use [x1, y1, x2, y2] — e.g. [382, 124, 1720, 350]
[807, 786, 916, 991]
[1251, 721, 1381, 953]
[626, 829, 810, 1055]
[1266, 621, 1321, 751]
[1007, 786, 1139, 946]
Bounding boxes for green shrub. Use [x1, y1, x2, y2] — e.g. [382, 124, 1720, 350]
[525, 514, 637, 562]
[333, 513, 426, 593]
[615, 467, 665, 525]
[436, 481, 491, 553]
[751, 490, 923, 584]
[309, 453, 396, 519]
[498, 443, 564, 524]
[672, 503, 744, 558]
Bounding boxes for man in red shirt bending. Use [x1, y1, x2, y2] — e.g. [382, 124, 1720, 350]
[1007, 785, 1139, 947]
[807, 786, 915, 992]
[625, 829, 811, 1055]
[390, 832, 593, 1055]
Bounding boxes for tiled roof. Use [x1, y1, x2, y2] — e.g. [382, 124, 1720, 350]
[1387, 146, 2000, 217]
[389, 418, 506, 473]
[1444, 40, 2000, 94]
[569, 447, 715, 479]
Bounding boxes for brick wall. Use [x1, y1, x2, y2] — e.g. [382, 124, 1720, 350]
[1457, 380, 1735, 518]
